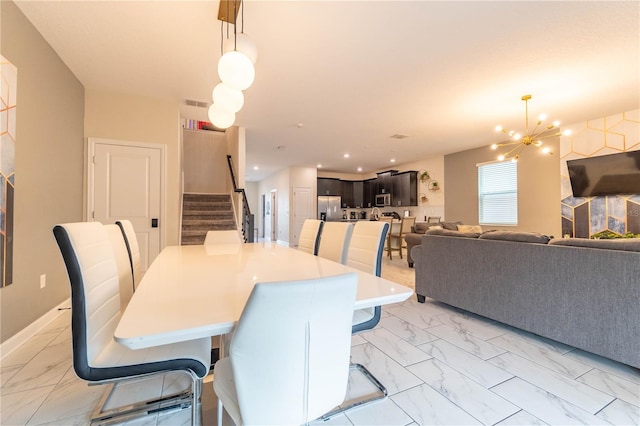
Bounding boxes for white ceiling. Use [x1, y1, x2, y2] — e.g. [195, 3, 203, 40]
[16, 1, 640, 181]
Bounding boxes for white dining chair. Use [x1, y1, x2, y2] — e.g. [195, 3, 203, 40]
[104, 224, 135, 311]
[116, 220, 142, 288]
[53, 222, 211, 425]
[297, 218, 324, 255]
[317, 222, 354, 264]
[329, 220, 390, 416]
[213, 273, 358, 425]
[203, 229, 242, 245]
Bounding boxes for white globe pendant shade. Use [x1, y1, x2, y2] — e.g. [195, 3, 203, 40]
[208, 104, 235, 129]
[212, 83, 244, 113]
[223, 33, 258, 64]
[218, 51, 255, 91]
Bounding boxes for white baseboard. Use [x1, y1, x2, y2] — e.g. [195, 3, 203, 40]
[0, 298, 71, 360]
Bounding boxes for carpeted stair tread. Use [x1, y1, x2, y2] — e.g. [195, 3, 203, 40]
[181, 193, 238, 245]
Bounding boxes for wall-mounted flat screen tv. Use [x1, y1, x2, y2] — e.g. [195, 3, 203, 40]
[567, 150, 640, 197]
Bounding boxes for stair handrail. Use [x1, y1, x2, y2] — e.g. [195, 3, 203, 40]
[227, 155, 254, 242]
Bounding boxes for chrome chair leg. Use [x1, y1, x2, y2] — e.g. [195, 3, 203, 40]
[89, 370, 201, 426]
[320, 363, 388, 420]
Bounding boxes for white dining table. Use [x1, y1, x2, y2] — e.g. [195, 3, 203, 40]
[115, 242, 414, 350]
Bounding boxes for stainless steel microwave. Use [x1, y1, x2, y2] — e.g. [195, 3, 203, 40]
[375, 193, 391, 206]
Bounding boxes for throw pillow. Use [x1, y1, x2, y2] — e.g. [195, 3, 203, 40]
[441, 221, 462, 230]
[457, 224, 483, 233]
[478, 231, 551, 244]
[425, 229, 481, 238]
[549, 238, 640, 252]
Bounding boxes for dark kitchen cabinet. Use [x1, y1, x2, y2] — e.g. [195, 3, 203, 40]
[363, 178, 376, 208]
[341, 180, 354, 207]
[376, 171, 394, 195]
[353, 181, 364, 208]
[317, 178, 341, 196]
[391, 171, 418, 206]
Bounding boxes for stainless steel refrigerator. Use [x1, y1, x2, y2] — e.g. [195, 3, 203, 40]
[317, 196, 341, 221]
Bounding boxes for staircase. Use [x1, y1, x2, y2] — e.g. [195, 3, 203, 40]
[181, 193, 236, 245]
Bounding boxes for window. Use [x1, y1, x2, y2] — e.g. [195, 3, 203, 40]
[478, 161, 517, 225]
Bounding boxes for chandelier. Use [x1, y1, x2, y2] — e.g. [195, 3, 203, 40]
[208, 0, 258, 130]
[491, 95, 571, 162]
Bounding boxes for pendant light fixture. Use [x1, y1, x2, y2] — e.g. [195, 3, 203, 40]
[209, 0, 257, 129]
[212, 82, 244, 113]
[491, 95, 571, 162]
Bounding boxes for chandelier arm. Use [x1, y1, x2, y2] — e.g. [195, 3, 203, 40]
[496, 140, 521, 148]
[531, 131, 561, 141]
[503, 143, 523, 159]
[529, 121, 543, 138]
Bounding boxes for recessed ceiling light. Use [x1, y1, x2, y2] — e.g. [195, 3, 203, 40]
[343, 153, 350, 158]
[390, 158, 396, 163]
[317, 164, 322, 168]
[253, 166, 259, 170]
[357, 167, 363, 172]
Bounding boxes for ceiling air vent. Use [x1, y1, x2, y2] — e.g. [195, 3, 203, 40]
[185, 99, 210, 108]
[390, 133, 410, 139]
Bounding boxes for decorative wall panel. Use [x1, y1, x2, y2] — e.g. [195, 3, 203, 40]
[560, 109, 640, 238]
[0, 56, 16, 287]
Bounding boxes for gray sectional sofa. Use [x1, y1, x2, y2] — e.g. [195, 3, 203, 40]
[404, 221, 462, 267]
[412, 230, 640, 368]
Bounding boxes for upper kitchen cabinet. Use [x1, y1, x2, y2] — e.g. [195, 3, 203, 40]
[362, 178, 376, 208]
[341, 180, 354, 207]
[375, 171, 396, 195]
[352, 181, 364, 208]
[391, 171, 418, 206]
[317, 178, 342, 196]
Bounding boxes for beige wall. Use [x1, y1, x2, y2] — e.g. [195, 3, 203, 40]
[182, 129, 228, 194]
[445, 138, 562, 237]
[1, 1, 85, 342]
[84, 90, 182, 245]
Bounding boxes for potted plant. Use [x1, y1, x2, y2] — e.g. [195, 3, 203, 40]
[420, 193, 428, 203]
[428, 180, 440, 191]
[419, 171, 430, 183]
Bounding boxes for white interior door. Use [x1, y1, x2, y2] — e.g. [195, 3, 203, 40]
[88, 138, 164, 274]
[270, 190, 278, 242]
[292, 187, 312, 246]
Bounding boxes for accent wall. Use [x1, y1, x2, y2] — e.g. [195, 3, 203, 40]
[560, 109, 640, 238]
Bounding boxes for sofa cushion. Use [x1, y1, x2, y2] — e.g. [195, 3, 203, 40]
[441, 221, 462, 230]
[457, 224, 483, 233]
[478, 230, 551, 244]
[412, 222, 442, 234]
[549, 237, 640, 252]
[425, 229, 481, 238]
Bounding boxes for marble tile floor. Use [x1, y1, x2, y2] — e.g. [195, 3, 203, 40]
[2, 255, 639, 425]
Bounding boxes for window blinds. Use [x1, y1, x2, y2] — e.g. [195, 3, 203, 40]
[478, 161, 518, 225]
